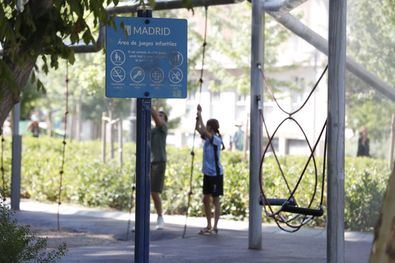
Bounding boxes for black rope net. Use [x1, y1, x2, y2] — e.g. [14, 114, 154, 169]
[182, 6, 209, 239]
[258, 64, 328, 232]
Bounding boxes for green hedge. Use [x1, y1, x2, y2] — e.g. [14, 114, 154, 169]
[0, 136, 390, 231]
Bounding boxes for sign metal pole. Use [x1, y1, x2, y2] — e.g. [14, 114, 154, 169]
[134, 8, 152, 263]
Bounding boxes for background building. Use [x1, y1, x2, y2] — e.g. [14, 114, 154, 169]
[167, 0, 329, 156]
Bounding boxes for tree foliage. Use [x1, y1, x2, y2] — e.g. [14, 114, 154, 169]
[188, 3, 289, 95]
[1, 0, 117, 73]
[346, 0, 395, 155]
[383, 0, 395, 25]
[0, 0, 119, 127]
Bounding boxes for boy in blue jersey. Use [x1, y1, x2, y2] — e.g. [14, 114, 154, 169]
[195, 104, 224, 235]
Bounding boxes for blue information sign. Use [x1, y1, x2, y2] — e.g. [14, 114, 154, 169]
[106, 17, 188, 98]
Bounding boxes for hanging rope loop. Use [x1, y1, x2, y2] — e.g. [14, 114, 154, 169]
[258, 64, 328, 232]
[260, 65, 328, 116]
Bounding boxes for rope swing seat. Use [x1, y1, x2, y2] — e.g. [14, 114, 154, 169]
[258, 64, 329, 232]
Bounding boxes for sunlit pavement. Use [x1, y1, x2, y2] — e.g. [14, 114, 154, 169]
[11, 200, 372, 263]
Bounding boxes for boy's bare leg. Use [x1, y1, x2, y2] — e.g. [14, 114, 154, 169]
[213, 197, 220, 232]
[203, 194, 212, 229]
[151, 192, 162, 216]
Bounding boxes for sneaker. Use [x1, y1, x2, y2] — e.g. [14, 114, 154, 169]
[156, 216, 164, 230]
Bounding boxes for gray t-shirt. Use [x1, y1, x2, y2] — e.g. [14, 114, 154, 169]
[151, 123, 168, 162]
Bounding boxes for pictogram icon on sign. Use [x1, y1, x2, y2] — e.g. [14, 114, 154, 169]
[130, 67, 145, 83]
[150, 68, 165, 83]
[110, 50, 126, 65]
[169, 51, 183, 67]
[111, 67, 126, 82]
[168, 68, 183, 84]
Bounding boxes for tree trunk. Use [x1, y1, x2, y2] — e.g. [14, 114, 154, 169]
[47, 110, 53, 136]
[370, 162, 395, 262]
[0, 61, 35, 128]
[0, 0, 52, 128]
[76, 94, 82, 141]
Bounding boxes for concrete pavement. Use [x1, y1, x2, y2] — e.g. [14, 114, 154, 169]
[10, 200, 372, 262]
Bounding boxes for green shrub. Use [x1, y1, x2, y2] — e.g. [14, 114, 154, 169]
[19, 137, 136, 209]
[344, 157, 388, 231]
[0, 136, 390, 231]
[0, 136, 11, 199]
[0, 203, 66, 262]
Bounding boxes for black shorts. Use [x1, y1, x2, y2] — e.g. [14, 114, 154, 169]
[203, 174, 223, 197]
[151, 162, 166, 193]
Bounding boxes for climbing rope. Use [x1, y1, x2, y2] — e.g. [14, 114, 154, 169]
[182, 6, 209, 239]
[57, 62, 70, 231]
[0, 127, 6, 202]
[258, 64, 328, 232]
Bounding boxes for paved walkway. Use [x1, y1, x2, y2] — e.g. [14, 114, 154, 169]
[11, 200, 372, 262]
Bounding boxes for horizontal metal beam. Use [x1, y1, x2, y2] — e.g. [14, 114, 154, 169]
[269, 12, 395, 101]
[73, 0, 244, 53]
[107, 0, 244, 15]
[275, 0, 307, 13]
[259, 0, 288, 12]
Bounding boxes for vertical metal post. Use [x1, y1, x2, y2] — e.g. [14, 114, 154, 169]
[11, 103, 21, 210]
[118, 119, 123, 166]
[244, 113, 249, 160]
[102, 112, 107, 163]
[130, 99, 137, 142]
[249, 0, 263, 250]
[134, 8, 152, 263]
[109, 110, 114, 159]
[76, 95, 81, 141]
[327, 0, 346, 262]
[389, 115, 395, 170]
